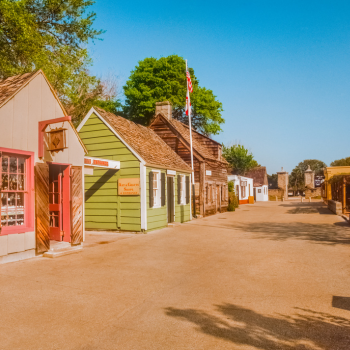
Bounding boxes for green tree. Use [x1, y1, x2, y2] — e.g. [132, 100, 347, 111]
[289, 159, 327, 191]
[222, 144, 260, 175]
[0, 0, 108, 125]
[267, 174, 278, 189]
[330, 157, 350, 167]
[123, 55, 224, 135]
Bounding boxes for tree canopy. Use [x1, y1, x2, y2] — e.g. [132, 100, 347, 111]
[330, 157, 350, 167]
[222, 144, 260, 175]
[0, 0, 120, 125]
[123, 55, 224, 135]
[289, 159, 326, 191]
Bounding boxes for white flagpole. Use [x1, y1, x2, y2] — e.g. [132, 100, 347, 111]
[186, 59, 195, 186]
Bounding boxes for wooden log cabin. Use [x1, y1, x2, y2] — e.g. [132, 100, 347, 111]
[149, 101, 229, 217]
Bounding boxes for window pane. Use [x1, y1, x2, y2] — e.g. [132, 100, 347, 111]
[18, 175, 25, 190]
[8, 215, 16, 226]
[17, 214, 24, 226]
[9, 174, 18, 190]
[1, 192, 7, 208]
[18, 158, 25, 174]
[10, 157, 17, 173]
[2, 173, 8, 190]
[16, 193, 24, 208]
[8, 193, 16, 207]
[1, 215, 7, 227]
[2, 156, 8, 173]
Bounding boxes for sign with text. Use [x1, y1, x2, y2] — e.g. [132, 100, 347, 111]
[84, 157, 120, 170]
[118, 178, 140, 195]
[206, 170, 212, 176]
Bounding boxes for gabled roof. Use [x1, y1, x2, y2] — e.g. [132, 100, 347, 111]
[0, 70, 88, 154]
[80, 107, 192, 172]
[150, 113, 228, 164]
[245, 166, 268, 187]
[0, 71, 39, 108]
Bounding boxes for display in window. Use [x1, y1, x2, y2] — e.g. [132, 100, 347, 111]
[0, 154, 27, 227]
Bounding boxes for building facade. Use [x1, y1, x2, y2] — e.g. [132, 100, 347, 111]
[246, 166, 269, 202]
[149, 101, 229, 217]
[0, 70, 86, 264]
[78, 107, 192, 232]
[227, 175, 254, 204]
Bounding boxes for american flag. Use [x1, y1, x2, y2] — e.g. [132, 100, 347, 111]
[186, 70, 193, 93]
[186, 89, 191, 116]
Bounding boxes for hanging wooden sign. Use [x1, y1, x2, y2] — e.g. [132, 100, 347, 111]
[47, 127, 67, 153]
[118, 178, 140, 195]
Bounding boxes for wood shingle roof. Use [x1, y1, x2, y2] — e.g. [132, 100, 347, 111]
[93, 107, 192, 172]
[0, 71, 38, 108]
[150, 114, 228, 164]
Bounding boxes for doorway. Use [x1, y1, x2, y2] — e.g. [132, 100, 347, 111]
[216, 185, 220, 212]
[167, 176, 174, 223]
[49, 164, 71, 242]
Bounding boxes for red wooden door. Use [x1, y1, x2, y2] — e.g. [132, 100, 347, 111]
[49, 164, 71, 242]
[49, 172, 62, 241]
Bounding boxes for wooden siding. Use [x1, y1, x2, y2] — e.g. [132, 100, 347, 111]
[146, 167, 167, 231]
[70, 166, 83, 244]
[79, 113, 141, 231]
[175, 173, 191, 223]
[146, 167, 191, 231]
[35, 163, 50, 253]
[151, 118, 229, 216]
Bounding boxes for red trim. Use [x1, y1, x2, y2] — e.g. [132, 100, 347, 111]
[38, 116, 71, 158]
[0, 148, 34, 235]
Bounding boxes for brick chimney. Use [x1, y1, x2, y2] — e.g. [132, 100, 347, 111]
[155, 101, 172, 120]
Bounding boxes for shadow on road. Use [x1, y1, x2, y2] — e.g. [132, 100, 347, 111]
[333, 296, 350, 312]
[165, 303, 350, 350]
[280, 202, 333, 215]
[223, 221, 350, 245]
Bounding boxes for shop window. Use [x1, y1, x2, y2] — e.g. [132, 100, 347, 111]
[258, 189, 261, 193]
[0, 150, 33, 234]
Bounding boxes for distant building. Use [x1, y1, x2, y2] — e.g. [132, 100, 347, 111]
[227, 175, 254, 204]
[150, 101, 229, 217]
[246, 167, 269, 202]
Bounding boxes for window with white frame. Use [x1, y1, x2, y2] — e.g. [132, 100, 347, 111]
[152, 170, 161, 208]
[179, 175, 186, 205]
[241, 185, 246, 198]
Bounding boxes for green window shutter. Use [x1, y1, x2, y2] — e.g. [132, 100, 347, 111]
[177, 175, 181, 205]
[161, 172, 166, 206]
[149, 171, 154, 208]
[186, 176, 190, 204]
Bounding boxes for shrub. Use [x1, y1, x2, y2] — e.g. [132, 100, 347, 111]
[228, 189, 239, 211]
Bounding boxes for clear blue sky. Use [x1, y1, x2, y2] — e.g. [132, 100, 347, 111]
[89, 0, 350, 174]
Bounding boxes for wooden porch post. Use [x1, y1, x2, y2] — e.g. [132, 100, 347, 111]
[200, 162, 205, 216]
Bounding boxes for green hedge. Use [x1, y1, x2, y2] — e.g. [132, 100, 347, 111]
[228, 184, 239, 211]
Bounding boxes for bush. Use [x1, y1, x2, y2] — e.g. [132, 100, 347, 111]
[228, 181, 234, 193]
[228, 189, 239, 211]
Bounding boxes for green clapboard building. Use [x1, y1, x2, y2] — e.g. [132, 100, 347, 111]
[77, 107, 192, 232]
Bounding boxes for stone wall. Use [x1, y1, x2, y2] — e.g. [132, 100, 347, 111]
[305, 187, 322, 198]
[328, 200, 342, 215]
[268, 189, 284, 200]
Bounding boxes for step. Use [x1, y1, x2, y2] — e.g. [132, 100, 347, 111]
[43, 245, 83, 258]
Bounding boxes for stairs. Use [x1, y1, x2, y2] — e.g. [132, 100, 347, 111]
[43, 241, 83, 258]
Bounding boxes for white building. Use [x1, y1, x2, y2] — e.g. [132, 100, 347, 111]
[227, 175, 254, 204]
[246, 166, 269, 202]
